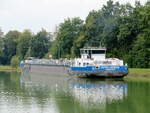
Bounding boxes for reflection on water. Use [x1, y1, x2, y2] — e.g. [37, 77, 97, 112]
[71, 82, 127, 108]
[0, 71, 150, 113]
[21, 70, 127, 112]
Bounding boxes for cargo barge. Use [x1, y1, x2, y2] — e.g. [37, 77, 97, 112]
[20, 47, 128, 78]
[20, 58, 69, 76]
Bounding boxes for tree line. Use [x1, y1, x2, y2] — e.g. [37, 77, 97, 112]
[0, 29, 51, 65]
[0, 0, 150, 68]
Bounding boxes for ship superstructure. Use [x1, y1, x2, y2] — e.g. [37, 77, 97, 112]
[68, 47, 128, 77]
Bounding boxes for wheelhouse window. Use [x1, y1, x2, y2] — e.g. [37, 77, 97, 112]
[92, 50, 105, 54]
[80, 50, 88, 54]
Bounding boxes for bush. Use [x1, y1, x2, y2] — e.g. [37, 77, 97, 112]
[11, 56, 20, 68]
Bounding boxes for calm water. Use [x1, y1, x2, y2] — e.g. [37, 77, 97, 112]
[0, 71, 150, 113]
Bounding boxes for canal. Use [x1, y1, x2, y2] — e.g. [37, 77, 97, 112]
[0, 71, 150, 113]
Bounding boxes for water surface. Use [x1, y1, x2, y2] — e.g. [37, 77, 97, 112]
[0, 71, 150, 113]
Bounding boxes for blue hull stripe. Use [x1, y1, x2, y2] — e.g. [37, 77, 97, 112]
[70, 66, 128, 72]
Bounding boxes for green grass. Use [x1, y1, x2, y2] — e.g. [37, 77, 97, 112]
[0, 66, 21, 72]
[124, 76, 150, 82]
[129, 68, 150, 75]
[124, 68, 150, 82]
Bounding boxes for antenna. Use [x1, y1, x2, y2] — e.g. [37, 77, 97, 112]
[84, 39, 105, 48]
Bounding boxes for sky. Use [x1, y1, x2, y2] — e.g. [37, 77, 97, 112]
[0, 0, 148, 33]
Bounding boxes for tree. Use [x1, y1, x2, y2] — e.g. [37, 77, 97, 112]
[1, 30, 21, 64]
[2, 38, 17, 64]
[0, 28, 4, 64]
[126, 2, 150, 67]
[5, 30, 21, 42]
[0, 28, 3, 38]
[52, 17, 84, 58]
[129, 33, 150, 68]
[17, 30, 33, 60]
[30, 29, 50, 58]
[11, 56, 20, 68]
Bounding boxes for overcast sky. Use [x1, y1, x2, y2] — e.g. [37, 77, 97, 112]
[0, 0, 148, 33]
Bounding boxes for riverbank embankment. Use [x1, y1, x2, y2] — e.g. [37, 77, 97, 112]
[128, 68, 150, 77]
[0, 66, 21, 72]
[124, 68, 150, 82]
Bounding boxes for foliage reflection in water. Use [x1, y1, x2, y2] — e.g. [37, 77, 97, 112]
[0, 71, 150, 113]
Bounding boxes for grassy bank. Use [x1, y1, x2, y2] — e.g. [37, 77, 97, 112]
[124, 76, 150, 82]
[124, 68, 150, 82]
[129, 68, 150, 75]
[0, 66, 21, 72]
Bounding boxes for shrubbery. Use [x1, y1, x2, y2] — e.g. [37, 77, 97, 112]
[10, 56, 20, 68]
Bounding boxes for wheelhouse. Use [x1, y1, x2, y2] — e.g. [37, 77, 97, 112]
[80, 47, 106, 60]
